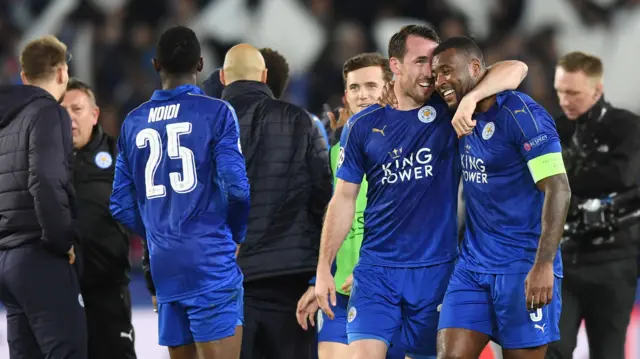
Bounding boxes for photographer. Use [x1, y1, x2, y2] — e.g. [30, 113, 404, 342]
[547, 52, 640, 359]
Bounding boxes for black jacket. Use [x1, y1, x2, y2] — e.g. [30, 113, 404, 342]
[222, 81, 332, 282]
[0, 85, 76, 256]
[74, 125, 131, 288]
[556, 96, 640, 264]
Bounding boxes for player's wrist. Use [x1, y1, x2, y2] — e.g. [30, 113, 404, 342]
[464, 90, 482, 104]
[316, 261, 332, 274]
[533, 258, 554, 266]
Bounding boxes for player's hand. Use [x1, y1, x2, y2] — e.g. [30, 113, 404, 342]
[340, 274, 353, 294]
[67, 245, 75, 265]
[377, 81, 398, 108]
[151, 295, 158, 313]
[524, 262, 554, 310]
[315, 267, 337, 320]
[296, 286, 318, 330]
[327, 106, 352, 130]
[235, 245, 241, 258]
[452, 95, 478, 137]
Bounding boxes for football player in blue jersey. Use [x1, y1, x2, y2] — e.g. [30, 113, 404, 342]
[432, 37, 571, 359]
[315, 25, 529, 359]
[110, 26, 250, 359]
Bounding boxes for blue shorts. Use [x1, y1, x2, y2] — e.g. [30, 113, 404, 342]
[317, 292, 350, 344]
[158, 284, 244, 347]
[438, 265, 562, 349]
[318, 293, 405, 359]
[347, 261, 455, 357]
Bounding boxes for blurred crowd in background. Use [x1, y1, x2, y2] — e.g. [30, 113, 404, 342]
[2, 0, 640, 268]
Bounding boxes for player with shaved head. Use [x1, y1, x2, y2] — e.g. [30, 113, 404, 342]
[221, 43, 333, 359]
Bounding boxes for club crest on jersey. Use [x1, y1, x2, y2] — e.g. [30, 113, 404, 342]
[94, 151, 113, 169]
[418, 105, 437, 123]
[482, 122, 495, 140]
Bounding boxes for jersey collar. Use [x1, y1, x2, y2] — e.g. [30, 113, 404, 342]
[474, 92, 508, 121]
[151, 84, 204, 101]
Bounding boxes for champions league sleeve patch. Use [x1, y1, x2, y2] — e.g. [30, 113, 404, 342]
[94, 151, 113, 169]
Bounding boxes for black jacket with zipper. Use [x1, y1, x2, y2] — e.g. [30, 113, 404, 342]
[74, 125, 131, 288]
[221, 81, 332, 282]
[0, 85, 76, 256]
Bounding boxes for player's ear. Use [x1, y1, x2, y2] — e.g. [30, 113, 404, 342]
[389, 57, 402, 76]
[219, 69, 226, 86]
[470, 58, 482, 78]
[197, 57, 204, 73]
[261, 68, 268, 84]
[594, 81, 604, 100]
[151, 58, 161, 73]
[20, 71, 29, 85]
[92, 106, 100, 126]
[55, 65, 64, 85]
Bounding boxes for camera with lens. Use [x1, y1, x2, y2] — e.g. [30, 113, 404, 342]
[562, 187, 640, 246]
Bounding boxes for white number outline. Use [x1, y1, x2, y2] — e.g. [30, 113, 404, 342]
[135, 122, 198, 199]
[529, 308, 543, 322]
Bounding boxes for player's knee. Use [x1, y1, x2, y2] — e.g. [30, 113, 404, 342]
[318, 341, 350, 359]
[350, 339, 388, 359]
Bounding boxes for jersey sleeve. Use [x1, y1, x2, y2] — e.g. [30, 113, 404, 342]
[335, 116, 366, 184]
[504, 95, 566, 183]
[110, 124, 147, 238]
[213, 101, 250, 244]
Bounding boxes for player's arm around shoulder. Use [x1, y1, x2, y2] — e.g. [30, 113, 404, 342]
[453, 61, 528, 136]
[469, 60, 528, 102]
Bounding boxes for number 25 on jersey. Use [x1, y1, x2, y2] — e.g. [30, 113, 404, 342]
[136, 122, 198, 199]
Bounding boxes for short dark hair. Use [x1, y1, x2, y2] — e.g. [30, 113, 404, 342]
[432, 36, 485, 66]
[156, 26, 201, 75]
[342, 53, 393, 85]
[66, 78, 96, 105]
[20, 35, 68, 81]
[259, 48, 290, 99]
[388, 25, 440, 62]
[557, 51, 603, 79]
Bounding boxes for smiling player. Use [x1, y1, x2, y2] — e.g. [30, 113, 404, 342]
[315, 26, 530, 359]
[432, 36, 571, 359]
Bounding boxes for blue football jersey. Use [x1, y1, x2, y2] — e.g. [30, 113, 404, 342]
[336, 97, 459, 267]
[110, 85, 250, 302]
[458, 91, 563, 276]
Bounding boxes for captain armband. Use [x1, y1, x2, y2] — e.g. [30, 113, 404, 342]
[527, 152, 566, 183]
